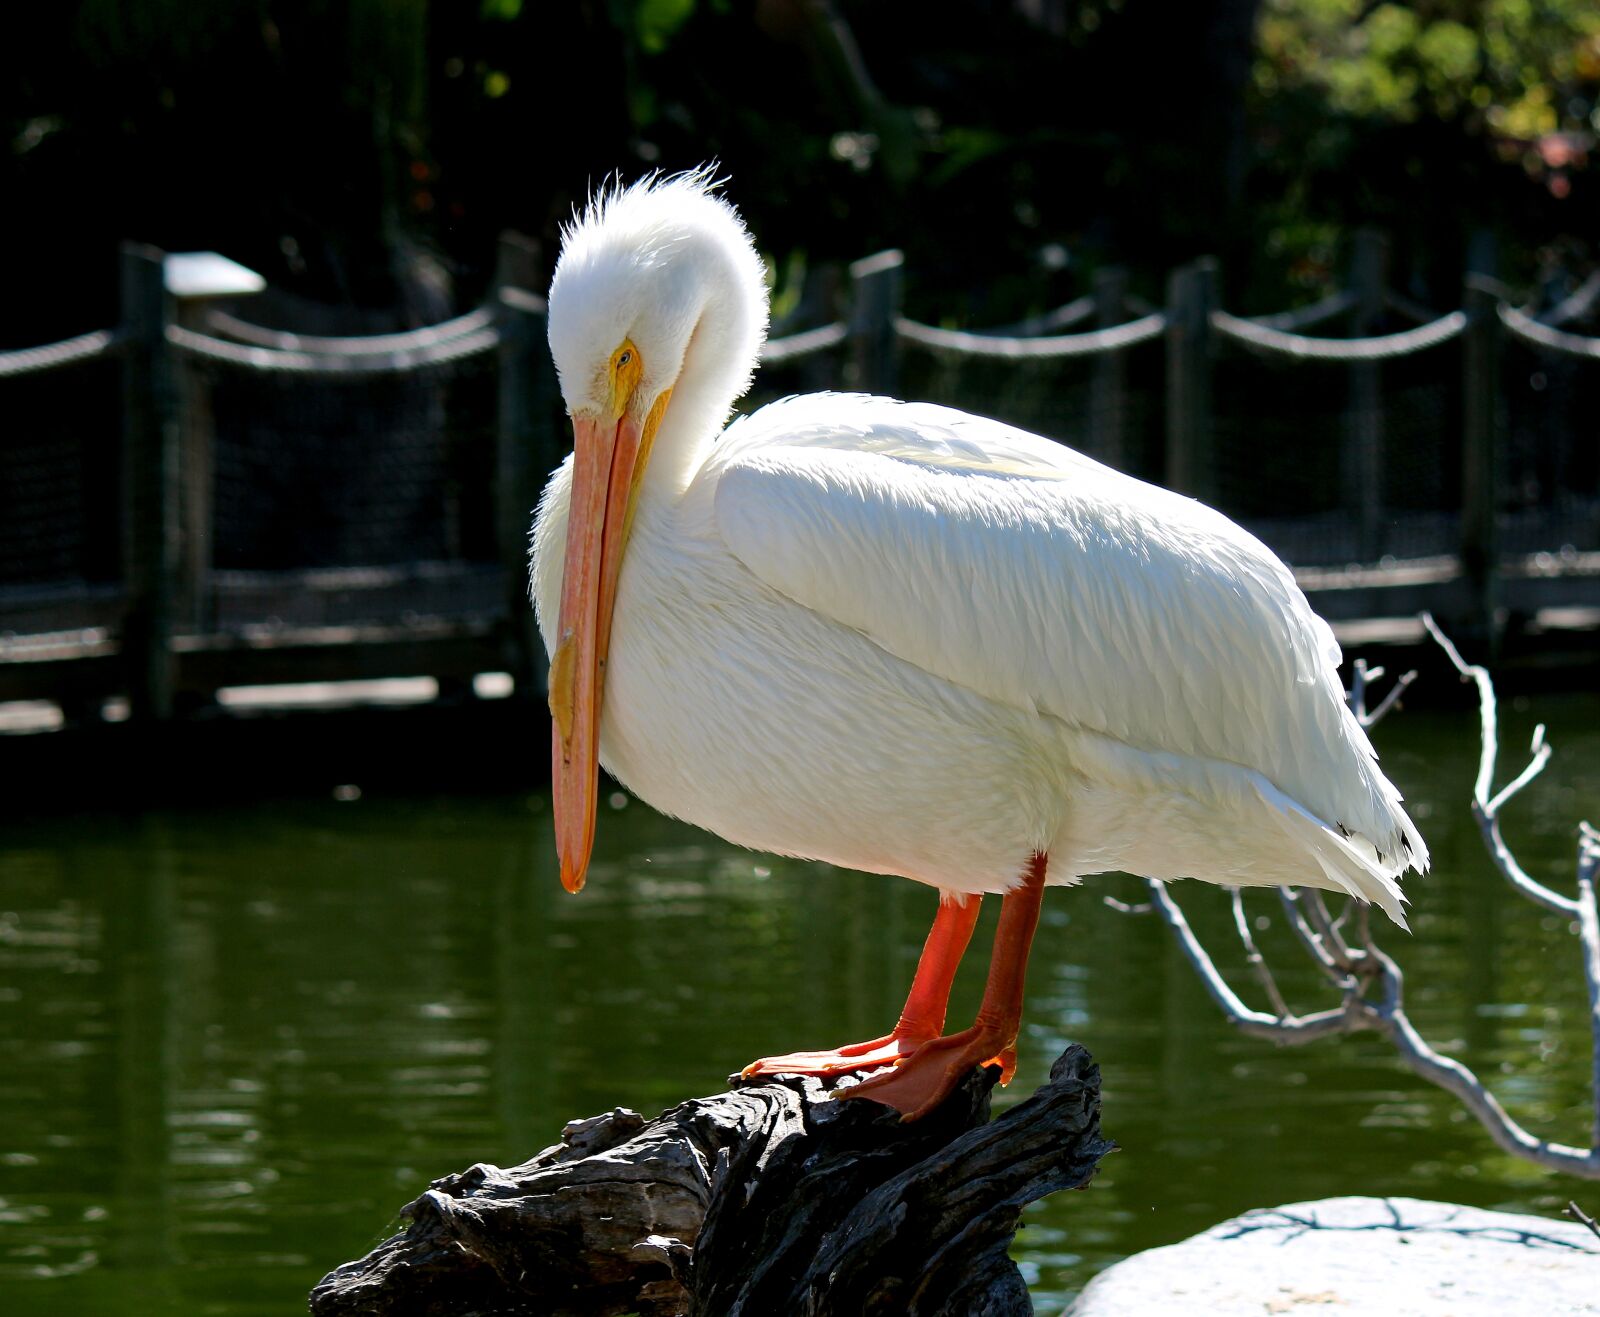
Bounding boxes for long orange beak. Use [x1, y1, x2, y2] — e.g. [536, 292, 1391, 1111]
[548, 410, 647, 894]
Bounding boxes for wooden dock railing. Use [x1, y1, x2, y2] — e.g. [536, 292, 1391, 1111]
[3, 233, 1598, 722]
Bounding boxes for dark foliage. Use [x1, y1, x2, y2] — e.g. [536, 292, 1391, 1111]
[4, 1, 1598, 348]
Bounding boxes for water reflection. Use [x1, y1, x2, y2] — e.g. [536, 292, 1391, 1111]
[0, 694, 1596, 1315]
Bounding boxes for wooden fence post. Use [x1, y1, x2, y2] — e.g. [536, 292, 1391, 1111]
[161, 253, 266, 645]
[1091, 266, 1128, 469]
[495, 232, 558, 702]
[1346, 228, 1388, 561]
[120, 243, 178, 723]
[795, 260, 845, 395]
[849, 250, 903, 396]
[1164, 257, 1218, 502]
[1461, 275, 1503, 652]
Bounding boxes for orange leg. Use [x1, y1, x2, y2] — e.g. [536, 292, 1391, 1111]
[841, 851, 1048, 1122]
[741, 892, 982, 1079]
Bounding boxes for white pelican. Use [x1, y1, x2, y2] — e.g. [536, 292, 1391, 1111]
[531, 171, 1428, 1121]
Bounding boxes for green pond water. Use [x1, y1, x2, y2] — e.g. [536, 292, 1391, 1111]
[2, 692, 1598, 1315]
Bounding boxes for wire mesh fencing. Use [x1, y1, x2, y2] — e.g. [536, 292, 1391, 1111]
[1209, 312, 1465, 567]
[0, 244, 558, 716]
[0, 354, 122, 592]
[219, 364, 495, 626]
[3, 235, 1598, 721]
[897, 324, 1165, 483]
[0, 331, 126, 642]
[1500, 310, 1600, 558]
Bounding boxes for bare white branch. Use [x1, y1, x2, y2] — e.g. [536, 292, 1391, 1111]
[1358, 933, 1598, 1177]
[1348, 657, 1375, 724]
[1360, 668, 1416, 728]
[1302, 889, 1359, 970]
[1421, 612, 1500, 804]
[1422, 611, 1579, 917]
[1577, 825, 1600, 1153]
[1230, 888, 1292, 1018]
[1567, 1200, 1600, 1244]
[1143, 623, 1600, 1178]
[1476, 810, 1577, 917]
[1348, 658, 1416, 729]
[1147, 880, 1356, 1044]
[1485, 724, 1550, 815]
[1277, 887, 1355, 989]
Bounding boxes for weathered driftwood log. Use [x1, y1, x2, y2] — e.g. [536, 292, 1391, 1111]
[309, 1044, 1112, 1316]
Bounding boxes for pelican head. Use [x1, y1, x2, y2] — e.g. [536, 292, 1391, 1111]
[544, 170, 768, 894]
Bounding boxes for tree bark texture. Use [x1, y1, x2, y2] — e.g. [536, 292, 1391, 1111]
[309, 1044, 1112, 1316]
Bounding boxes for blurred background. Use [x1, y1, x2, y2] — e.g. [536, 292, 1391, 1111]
[9, 0, 1600, 329]
[3, 2, 1599, 1314]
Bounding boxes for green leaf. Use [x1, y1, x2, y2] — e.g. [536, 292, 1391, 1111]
[636, 0, 695, 55]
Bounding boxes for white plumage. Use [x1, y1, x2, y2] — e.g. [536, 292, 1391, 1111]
[530, 171, 1427, 1116]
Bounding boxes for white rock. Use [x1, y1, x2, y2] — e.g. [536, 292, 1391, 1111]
[1069, 1196, 1600, 1315]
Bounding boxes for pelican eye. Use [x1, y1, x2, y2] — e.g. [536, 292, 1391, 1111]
[609, 339, 644, 416]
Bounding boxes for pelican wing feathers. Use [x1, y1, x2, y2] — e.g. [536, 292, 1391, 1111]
[710, 394, 1426, 918]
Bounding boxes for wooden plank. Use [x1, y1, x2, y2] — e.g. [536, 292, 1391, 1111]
[7, 544, 1595, 706]
[0, 627, 501, 704]
[172, 626, 503, 690]
[209, 562, 503, 631]
[0, 583, 127, 638]
[1304, 573, 1474, 623]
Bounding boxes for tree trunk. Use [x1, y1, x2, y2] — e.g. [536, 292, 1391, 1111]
[309, 1044, 1112, 1316]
